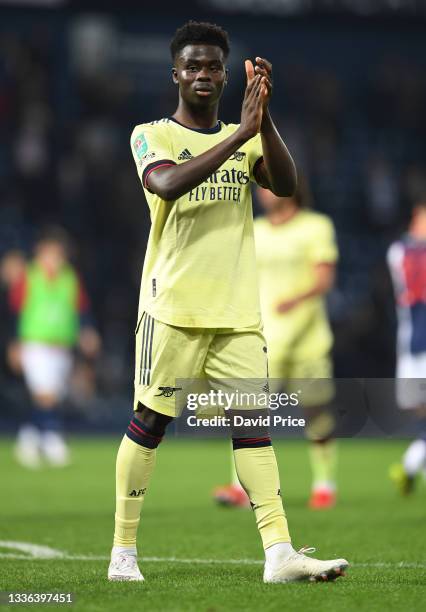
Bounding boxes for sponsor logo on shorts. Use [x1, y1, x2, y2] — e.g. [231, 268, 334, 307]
[155, 386, 183, 398]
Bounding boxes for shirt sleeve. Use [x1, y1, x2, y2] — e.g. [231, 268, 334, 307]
[8, 272, 27, 313]
[247, 133, 264, 184]
[130, 124, 176, 191]
[307, 217, 339, 264]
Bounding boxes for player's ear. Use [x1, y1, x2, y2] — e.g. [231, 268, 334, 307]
[171, 67, 178, 84]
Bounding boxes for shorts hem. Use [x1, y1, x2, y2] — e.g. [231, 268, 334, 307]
[133, 390, 177, 417]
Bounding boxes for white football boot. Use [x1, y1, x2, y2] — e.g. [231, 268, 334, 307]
[41, 431, 70, 467]
[108, 552, 144, 582]
[263, 546, 349, 583]
[14, 424, 41, 469]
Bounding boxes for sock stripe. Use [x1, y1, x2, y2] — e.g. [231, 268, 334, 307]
[126, 428, 155, 448]
[232, 436, 272, 450]
[128, 420, 162, 441]
[126, 417, 163, 449]
[239, 437, 271, 443]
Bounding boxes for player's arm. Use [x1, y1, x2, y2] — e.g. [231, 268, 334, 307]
[277, 263, 336, 313]
[5, 270, 27, 373]
[76, 277, 101, 359]
[249, 58, 297, 197]
[147, 76, 265, 201]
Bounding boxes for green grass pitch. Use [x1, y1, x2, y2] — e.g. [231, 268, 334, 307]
[0, 437, 425, 611]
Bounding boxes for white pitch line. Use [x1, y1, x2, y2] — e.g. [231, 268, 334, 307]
[0, 551, 425, 569]
[0, 541, 64, 559]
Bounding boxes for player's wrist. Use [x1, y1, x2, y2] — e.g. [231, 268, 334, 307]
[260, 108, 273, 133]
[234, 124, 256, 144]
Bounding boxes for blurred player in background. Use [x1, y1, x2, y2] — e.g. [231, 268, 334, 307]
[388, 197, 426, 494]
[214, 178, 339, 509]
[6, 227, 100, 468]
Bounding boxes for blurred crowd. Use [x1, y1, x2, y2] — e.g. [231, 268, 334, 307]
[1, 12, 426, 425]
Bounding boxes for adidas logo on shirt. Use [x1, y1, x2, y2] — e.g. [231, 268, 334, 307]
[178, 148, 193, 160]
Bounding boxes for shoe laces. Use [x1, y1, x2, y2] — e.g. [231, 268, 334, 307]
[278, 546, 317, 565]
[297, 546, 316, 557]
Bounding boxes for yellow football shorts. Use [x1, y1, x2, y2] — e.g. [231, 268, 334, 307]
[134, 312, 268, 417]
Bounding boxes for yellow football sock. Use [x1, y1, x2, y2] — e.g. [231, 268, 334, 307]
[309, 440, 337, 490]
[113, 435, 156, 547]
[233, 445, 291, 549]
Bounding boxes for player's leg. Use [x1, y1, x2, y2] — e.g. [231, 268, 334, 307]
[390, 418, 426, 494]
[206, 328, 348, 582]
[401, 422, 426, 486]
[212, 340, 285, 509]
[109, 403, 173, 581]
[114, 404, 173, 552]
[16, 343, 72, 468]
[213, 441, 251, 508]
[287, 356, 337, 509]
[307, 430, 337, 509]
[38, 345, 73, 466]
[109, 313, 209, 581]
[390, 428, 426, 495]
[390, 354, 426, 494]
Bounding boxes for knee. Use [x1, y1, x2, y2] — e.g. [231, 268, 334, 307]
[134, 403, 174, 437]
[304, 405, 335, 442]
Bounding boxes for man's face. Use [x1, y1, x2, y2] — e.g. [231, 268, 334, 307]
[172, 44, 227, 108]
[36, 241, 66, 274]
[257, 186, 286, 212]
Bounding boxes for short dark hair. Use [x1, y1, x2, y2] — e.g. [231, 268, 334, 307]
[170, 21, 230, 61]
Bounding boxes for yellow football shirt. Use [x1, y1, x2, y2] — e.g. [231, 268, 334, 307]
[131, 117, 263, 328]
[254, 210, 338, 360]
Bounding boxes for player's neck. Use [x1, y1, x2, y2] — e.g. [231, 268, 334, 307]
[267, 204, 299, 226]
[172, 102, 219, 130]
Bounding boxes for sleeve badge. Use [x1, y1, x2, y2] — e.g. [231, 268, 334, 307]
[133, 133, 148, 160]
